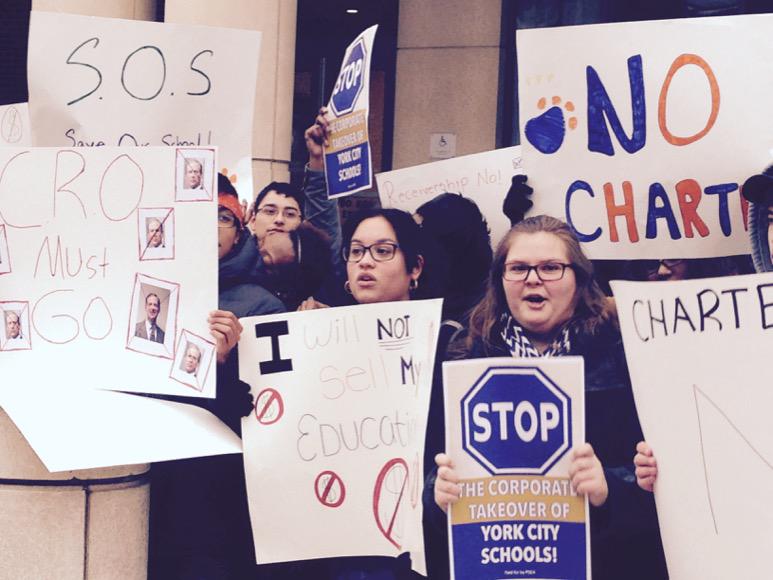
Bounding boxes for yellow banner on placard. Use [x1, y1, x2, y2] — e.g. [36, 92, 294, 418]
[326, 110, 368, 154]
[451, 476, 586, 526]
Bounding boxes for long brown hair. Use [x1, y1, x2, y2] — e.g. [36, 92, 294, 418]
[465, 215, 610, 352]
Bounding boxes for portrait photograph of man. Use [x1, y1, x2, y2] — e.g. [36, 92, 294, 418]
[183, 158, 203, 190]
[135, 293, 165, 344]
[170, 331, 214, 392]
[138, 208, 175, 261]
[126, 274, 179, 359]
[175, 148, 215, 202]
[0, 302, 31, 351]
[179, 342, 201, 375]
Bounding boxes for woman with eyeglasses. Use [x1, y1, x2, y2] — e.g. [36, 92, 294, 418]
[316, 208, 436, 580]
[427, 215, 668, 580]
[342, 208, 426, 304]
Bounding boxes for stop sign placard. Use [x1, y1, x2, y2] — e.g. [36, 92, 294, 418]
[330, 38, 367, 116]
[461, 366, 571, 475]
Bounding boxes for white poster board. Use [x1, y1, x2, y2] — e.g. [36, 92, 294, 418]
[238, 299, 442, 572]
[0, 103, 31, 147]
[377, 146, 523, 247]
[0, 388, 242, 472]
[27, 11, 260, 200]
[324, 25, 377, 198]
[612, 273, 773, 579]
[0, 146, 217, 398]
[443, 357, 588, 580]
[518, 14, 773, 259]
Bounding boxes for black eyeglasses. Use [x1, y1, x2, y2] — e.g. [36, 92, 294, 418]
[503, 261, 574, 282]
[257, 205, 301, 220]
[343, 243, 400, 263]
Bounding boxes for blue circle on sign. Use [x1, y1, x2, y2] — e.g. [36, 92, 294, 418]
[330, 39, 367, 116]
[461, 366, 572, 476]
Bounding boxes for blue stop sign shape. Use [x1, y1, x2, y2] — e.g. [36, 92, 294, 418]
[330, 39, 367, 116]
[462, 366, 571, 475]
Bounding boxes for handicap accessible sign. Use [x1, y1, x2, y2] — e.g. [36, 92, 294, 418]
[442, 358, 590, 579]
[324, 25, 377, 198]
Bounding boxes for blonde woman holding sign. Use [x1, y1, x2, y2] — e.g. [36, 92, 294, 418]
[429, 216, 668, 580]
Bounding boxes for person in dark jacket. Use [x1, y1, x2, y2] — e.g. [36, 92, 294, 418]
[429, 215, 668, 580]
[149, 176, 286, 580]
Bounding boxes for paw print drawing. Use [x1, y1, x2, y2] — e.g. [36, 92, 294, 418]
[220, 167, 238, 185]
[524, 96, 578, 154]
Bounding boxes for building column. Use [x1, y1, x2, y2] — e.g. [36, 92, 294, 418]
[392, 0, 502, 169]
[165, 0, 298, 193]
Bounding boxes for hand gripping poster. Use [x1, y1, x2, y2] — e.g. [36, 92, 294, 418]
[238, 299, 442, 573]
[0, 146, 217, 398]
[518, 14, 773, 259]
[612, 273, 773, 579]
[27, 11, 260, 200]
[443, 357, 589, 579]
[324, 25, 378, 198]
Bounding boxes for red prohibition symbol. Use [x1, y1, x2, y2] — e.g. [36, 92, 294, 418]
[253, 388, 284, 425]
[314, 470, 346, 508]
[372, 457, 409, 549]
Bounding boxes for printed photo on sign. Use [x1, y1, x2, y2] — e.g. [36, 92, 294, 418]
[137, 207, 175, 261]
[0, 225, 11, 274]
[0, 301, 31, 352]
[126, 274, 179, 359]
[175, 148, 215, 201]
[170, 330, 215, 392]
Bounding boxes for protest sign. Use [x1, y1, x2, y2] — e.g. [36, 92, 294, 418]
[377, 146, 523, 247]
[0, 387, 242, 472]
[27, 11, 260, 200]
[518, 14, 773, 259]
[612, 273, 773, 579]
[238, 299, 442, 572]
[443, 357, 588, 580]
[324, 25, 377, 198]
[0, 146, 217, 398]
[0, 103, 31, 147]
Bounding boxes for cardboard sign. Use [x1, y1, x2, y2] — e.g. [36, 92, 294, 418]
[612, 273, 773, 579]
[0, 146, 217, 398]
[0, 103, 31, 147]
[443, 357, 588, 580]
[324, 25, 377, 198]
[377, 146, 523, 247]
[238, 299, 442, 572]
[518, 14, 773, 259]
[27, 11, 260, 200]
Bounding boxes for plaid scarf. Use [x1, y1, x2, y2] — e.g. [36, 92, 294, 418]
[500, 313, 572, 358]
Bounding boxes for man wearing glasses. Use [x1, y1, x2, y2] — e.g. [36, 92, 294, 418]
[250, 181, 305, 241]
